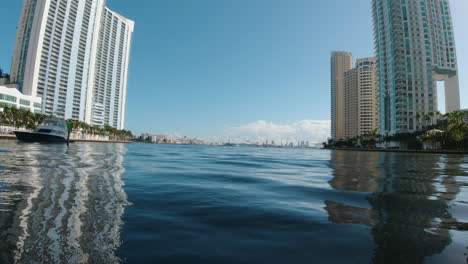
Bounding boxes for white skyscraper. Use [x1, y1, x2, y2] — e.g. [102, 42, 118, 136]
[11, 0, 134, 129]
[86, 8, 134, 130]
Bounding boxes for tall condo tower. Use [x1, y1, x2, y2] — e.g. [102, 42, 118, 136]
[10, 0, 134, 129]
[372, 0, 460, 135]
[331, 51, 353, 141]
[10, 0, 106, 120]
[344, 57, 379, 139]
[86, 8, 134, 130]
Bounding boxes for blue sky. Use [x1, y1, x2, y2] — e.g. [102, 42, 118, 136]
[1, 0, 467, 142]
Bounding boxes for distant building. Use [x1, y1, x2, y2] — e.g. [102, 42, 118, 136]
[0, 84, 42, 113]
[344, 57, 379, 139]
[372, 0, 460, 135]
[331, 51, 353, 140]
[148, 135, 168, 143]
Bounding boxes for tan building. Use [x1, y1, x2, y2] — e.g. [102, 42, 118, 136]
[344, 68, 358, 139]
[331, 51, 353, 140]
[344, 57, 379, 139]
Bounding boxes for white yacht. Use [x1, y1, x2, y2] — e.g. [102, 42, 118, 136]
[14, 117, 69, 143]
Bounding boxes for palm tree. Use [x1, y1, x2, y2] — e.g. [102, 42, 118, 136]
[445, 110, 468, 149]
[423, 114, 431, 129]
[360, 129, 379, 148]
[415, 113, 422, 127]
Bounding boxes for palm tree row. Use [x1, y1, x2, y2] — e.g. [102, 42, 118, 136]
[0, 104, 47, 129]
[1, 104, 132, 139]
[323, 111, 468, 150]
[415, 111, 442, 128]
[421, 110, 468, 150]
[68, 119, 133, 139]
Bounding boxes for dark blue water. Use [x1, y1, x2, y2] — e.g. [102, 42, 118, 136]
[0, 141, 467, 263]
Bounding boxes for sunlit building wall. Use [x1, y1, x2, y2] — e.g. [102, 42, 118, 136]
[344, 57, 379, 139]
[331, 51, 353, 140]
[10, 0, 106, 120]
[372, 0, 460, 135]
[86, 8, 134, 130]
[11, 0, 133, 129]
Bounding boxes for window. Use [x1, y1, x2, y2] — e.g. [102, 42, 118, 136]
[20, 99, 30, 106]
[0, 93, 17, 103]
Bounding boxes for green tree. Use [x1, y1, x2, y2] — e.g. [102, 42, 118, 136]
[360, 129, 379, 148]
[444, 110, 468, 149]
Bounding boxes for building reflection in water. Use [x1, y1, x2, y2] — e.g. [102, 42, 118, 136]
[0, 143, 128, 263]
[326, 150, 464, 263]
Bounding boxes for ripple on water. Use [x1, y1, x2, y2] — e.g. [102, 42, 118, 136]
[0, 143, 467, 264]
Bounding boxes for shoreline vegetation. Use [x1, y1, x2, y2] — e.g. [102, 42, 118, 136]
[327, 147, 468, 155]
[0, 104, 133, 142]
[323, 110, 468, 152]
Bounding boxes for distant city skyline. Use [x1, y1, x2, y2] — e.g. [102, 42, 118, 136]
[1, 0, 467, 142]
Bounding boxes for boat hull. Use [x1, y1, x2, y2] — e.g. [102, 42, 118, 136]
[14, 131, 67, 143]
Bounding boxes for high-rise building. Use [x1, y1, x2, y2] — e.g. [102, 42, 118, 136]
[372, 0, 460, 135]
[10, 0, 133, 129]
[344, 67, 358, 139]
[344, 57, 379, 139]
[11, 0, 106, 120]
[331, 51, 353, 140]
[86, 8, 134, 130]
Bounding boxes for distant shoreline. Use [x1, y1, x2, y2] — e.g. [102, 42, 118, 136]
[0, 135, 131, 144]
[327, 147, 468, 155]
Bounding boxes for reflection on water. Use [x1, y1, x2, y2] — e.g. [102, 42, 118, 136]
[328, 151, 467, 263]
[0, 143, 466, 264]
[0, 142, 128, 263]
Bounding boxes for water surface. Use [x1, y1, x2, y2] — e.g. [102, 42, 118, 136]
[0, 141, 467, 263]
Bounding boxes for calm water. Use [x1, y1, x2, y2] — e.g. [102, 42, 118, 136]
[0, 141, 467, 264]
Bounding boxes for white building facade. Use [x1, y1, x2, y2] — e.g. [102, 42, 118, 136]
[11, 0, 133, 129]
[86, 8, 134, 130]
[0, 84, 42, 113]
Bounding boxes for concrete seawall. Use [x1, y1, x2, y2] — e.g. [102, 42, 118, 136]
[0, 135, 131, 144]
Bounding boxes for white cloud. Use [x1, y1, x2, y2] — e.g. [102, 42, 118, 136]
[227, 120, 330, 144]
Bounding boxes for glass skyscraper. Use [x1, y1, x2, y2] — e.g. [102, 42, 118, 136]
[372, 0, 460, 135]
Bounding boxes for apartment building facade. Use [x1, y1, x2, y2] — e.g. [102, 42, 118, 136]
[331, 51, 353, 140]
[372, 0, 460, 135]
[10, 0, 133, 129]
